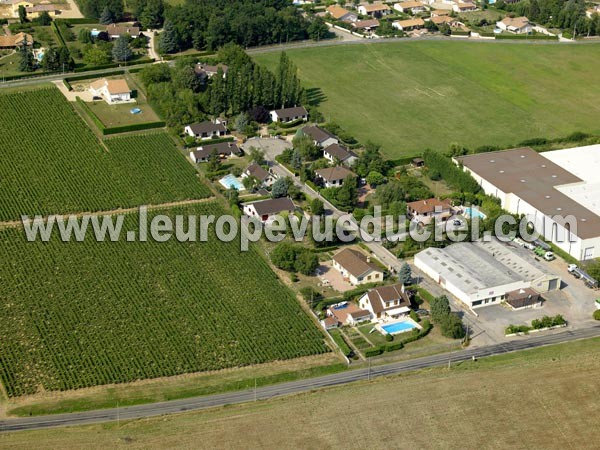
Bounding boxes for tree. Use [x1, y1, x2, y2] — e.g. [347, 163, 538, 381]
[78, 28, 92, 44]
[398, 263, 412, 285]
[430, 295, 451, 323]
[57, 46, 74, 71]
[112, 35, 133, 62]
[159, 19, 178, 54]
[291, 149, 302, 170]
[295, 251, 319, 275]
[336, 175, 357, 209]
[140, 0, 164, 29]
[293, 134, 320, 161]
[355, 142, 389, 177]
[18, 42, 34, 72]
[83, 46, 111, 66]
[18, 5, 27, 24]
[206, 149, 221, 172]
[242, 175, 260, 192]
[439, 313, 466, 339]
[248, 147, 266, 166]
[308, 17, 328, 41]
[271, 177, 291, 198]
[40, 47, 60, 72]
[173, 65, 201, 92]
[224, 187, 239, 207]
[366, 171, 385, 187]
[99, 6, 114, 25]
[270, 242, 299, 272]
[37, 11, 52, 26]
[234, 112, 249, 131]
[310, 198, 325, 216]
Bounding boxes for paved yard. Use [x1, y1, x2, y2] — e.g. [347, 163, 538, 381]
[317, 262, 354, 293]
[242, 137, 291, 161]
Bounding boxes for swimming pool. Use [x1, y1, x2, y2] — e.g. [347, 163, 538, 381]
[463, 207, 487, 220]
[219, 174, 245, 191]
[380, 319, 420, 335]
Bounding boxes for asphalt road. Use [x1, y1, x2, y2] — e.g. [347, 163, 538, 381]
[1, 325, 598, 433]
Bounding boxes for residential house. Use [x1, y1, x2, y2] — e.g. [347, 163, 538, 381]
[452, 1, 477, 12]
[357, 3, 391, 17]
[325, 302, 371, 326]
[194, 63, 228, 79]
[351, 19, 380, 34]
[332, 248, 384, 285]
[242, 197, 296, 222]
[496, 16, 532, 34]
[392, 18, 425, 31]
[0, 32, 32, 49]
[270, 106, 309, 124]
[406, 198, 453, 225]
[89, 78, 132, 104]
[323, 143, 358, 167]
[430, 15, 461, 26]
[242, 162, 278, 187]
[411, 157, 425, 167]
[358, 284, 412, 320]
[189, 142, 241, 163]
[25, 4, 59, 18]
[314, 166, 356, 188]
[326, 5, 358, 22]
[300, 125, 338, 148]
[586, 6, 600, 18]
[394, 1, 428, 15]
[106, 23, 141, 39]
[184, 119, 228, 140]
[11, 0, 32, 16]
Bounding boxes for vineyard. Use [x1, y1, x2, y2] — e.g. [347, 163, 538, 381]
[0, 88, 210, 222]
[0, 203, 328, 397]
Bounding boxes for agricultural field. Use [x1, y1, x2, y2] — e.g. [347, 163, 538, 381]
[0, 203, 329, 397]
[4, 337, 600, 449]
[254, 41, 600, 159]
[0, 88, 210, 222]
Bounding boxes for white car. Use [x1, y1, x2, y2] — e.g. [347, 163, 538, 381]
[543, 252, 555, 261]
[567, 264, 578, 273]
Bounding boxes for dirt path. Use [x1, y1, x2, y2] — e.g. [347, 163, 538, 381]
[0, 197, 216, 230]
[58, 0, 84, 19]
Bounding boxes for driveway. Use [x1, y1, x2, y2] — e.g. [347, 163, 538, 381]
[242, 137, 291, 161]
[58, 0, 84, 19]
[146, 29, 162, 61]
[53, 80, 94, 102]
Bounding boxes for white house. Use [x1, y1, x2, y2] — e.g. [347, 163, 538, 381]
[314, 166, 356, 188]
[496, 16, 532, 34]
[89, 78, 132, 104]
[189, 142, 240, 163]
[332, 248, 384, 285]
[323, 143, 358, 167]
[394, 2, 428, 15]
[358, 3, 392, 17]
[270, 106, 309, 124]
[406, 198, 453, 226]
[184, 119, 228, 140]
[242, 162, 278, 187]
[392, 18, 425, 31]
[242, 197, 296, 223]
[358, 284, 412, 320]
[300, 125, 338, 148]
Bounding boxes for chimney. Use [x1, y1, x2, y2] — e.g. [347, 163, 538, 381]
[366, 256, 371, 263]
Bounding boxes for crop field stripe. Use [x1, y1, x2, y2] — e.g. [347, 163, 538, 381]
[0, 203, 328, 397]
[0, 88, 211, 222]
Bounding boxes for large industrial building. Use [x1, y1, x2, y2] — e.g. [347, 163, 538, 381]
[456, 145, 600, 261]
[415, 238, 561, 309]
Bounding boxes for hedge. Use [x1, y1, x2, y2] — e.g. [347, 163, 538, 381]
[451, 30, 471, 36]
[364, 346, 384, 357]
[385, 342, 404, 352]
[52, 21, 67, 47]
[55, 18, 99, 25]
[277, 118, 306, 129]
[103, 121, 166, 135]
[63, 79, 73, 91]
[495, 34, 558, 40]
[72, 58, 154, 73]
[65, 70, 125, 84]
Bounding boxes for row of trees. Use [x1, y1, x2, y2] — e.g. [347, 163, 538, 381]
[159, 0, 313, 52]
[139, 46, 303, 126]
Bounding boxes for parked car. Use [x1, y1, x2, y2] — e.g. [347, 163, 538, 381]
[543, 252, 555, 261]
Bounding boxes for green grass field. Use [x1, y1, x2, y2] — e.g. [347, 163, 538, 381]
[254, 41, 600, 158]
[0, 88, 209, 221]
[0, 203, 328, 397]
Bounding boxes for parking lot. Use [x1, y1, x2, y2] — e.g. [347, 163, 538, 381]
[241, 137, 291, 161]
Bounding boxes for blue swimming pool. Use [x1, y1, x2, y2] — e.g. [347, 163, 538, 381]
[219, 174, 245, 191]
[464, 207, 487, 220]
[381, 320, 418, 335]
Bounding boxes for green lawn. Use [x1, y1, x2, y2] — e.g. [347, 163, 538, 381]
[254, 41, 600, 159]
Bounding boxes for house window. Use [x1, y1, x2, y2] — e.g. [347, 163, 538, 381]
[367, 275, 371, 280]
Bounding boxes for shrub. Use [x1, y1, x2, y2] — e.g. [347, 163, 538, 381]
[364, 347, 384, 358]
[385, 333, 393, 342]
[385, 342, 404, 352]
[439, 313, 466, 339]
[594, 309, 600, 321]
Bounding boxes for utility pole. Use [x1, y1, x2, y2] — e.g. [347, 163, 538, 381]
[254, 378, 257, 401]
[367, 356, 371, 381]
[117, 400, 120, 428]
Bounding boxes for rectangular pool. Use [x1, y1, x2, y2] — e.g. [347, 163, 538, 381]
[219, 174, 245, 191]
[380, 319, 419, 335]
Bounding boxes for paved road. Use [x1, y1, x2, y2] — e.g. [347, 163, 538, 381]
[1, 325, 598, 433]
